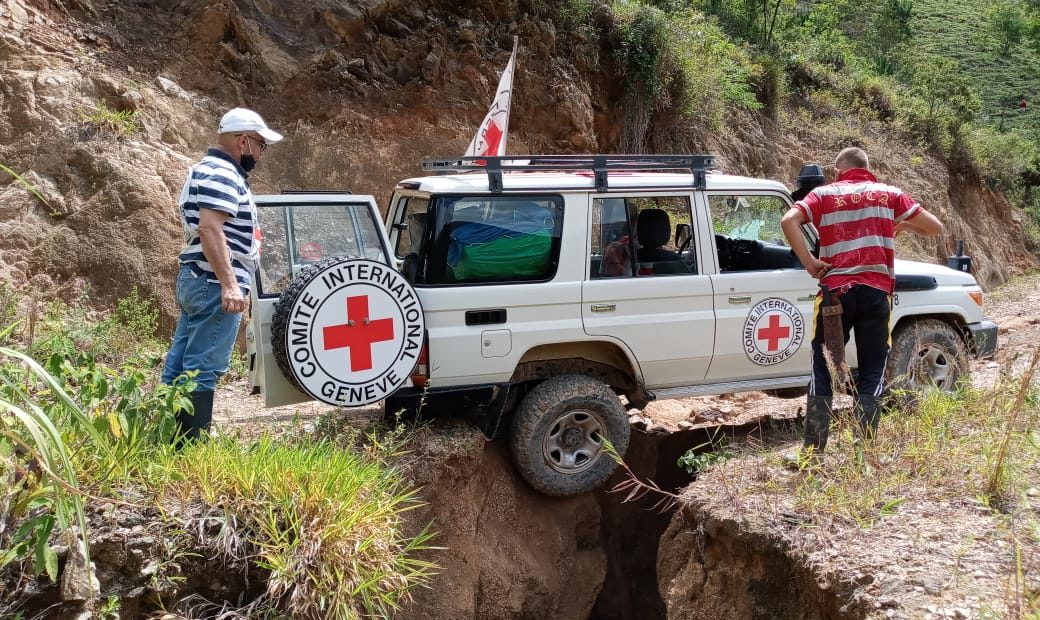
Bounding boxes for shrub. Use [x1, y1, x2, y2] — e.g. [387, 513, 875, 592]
[967, 126, 1040, 189]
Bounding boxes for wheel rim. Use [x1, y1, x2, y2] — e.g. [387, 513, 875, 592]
[542, 409, 606, 474]
[908, 343, 956, 390]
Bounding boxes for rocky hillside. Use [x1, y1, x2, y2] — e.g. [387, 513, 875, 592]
[0, 0, 1034, 328]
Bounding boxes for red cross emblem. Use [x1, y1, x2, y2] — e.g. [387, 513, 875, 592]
[757, 314, 791, 352]
[323, 295, 395, 372]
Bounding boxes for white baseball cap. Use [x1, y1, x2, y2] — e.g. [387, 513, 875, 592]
[217, 107, 283, 143]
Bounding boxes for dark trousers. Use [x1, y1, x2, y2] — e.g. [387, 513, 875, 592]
[809, 284, 891, 397]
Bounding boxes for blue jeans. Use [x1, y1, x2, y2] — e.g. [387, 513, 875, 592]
[161, 265, 245, 392]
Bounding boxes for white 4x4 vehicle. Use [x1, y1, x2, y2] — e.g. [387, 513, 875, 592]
[248, 156, 997, 496]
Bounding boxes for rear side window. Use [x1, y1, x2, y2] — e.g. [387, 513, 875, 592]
[421, 195, 564, 285]
[255, 202, 387, 296]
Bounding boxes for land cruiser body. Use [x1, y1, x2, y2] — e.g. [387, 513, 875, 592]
[248, 156, 998, 497]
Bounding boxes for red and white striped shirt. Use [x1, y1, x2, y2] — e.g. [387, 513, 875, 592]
[794, 168, 920, 294]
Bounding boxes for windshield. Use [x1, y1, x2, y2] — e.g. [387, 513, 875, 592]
[255, 201, 388, 296]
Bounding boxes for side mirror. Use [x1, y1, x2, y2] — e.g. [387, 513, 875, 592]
[675, 223, 692, 249]
[401, 253, 420, 283]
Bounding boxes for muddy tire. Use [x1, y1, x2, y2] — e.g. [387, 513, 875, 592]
[886, 319, 968, 399]
[510, 374, 630, 497]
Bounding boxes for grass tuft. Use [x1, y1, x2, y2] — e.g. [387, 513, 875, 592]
[151, 436, 437, 619]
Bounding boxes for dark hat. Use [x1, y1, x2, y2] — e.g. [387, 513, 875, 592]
[796, 163, 826, 187]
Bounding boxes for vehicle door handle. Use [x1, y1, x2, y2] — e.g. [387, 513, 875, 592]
[591, 304, 616, 313]
[728, 296, 752, 304]
[798, 294, 816, 302]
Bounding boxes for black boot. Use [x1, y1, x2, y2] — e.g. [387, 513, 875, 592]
[803, 395, 833, 453]
[176, 390, 214, 448]
[855, 393, 881, 439]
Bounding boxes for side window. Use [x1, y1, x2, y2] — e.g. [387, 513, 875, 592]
[422, 195, 563, 285]
[590, 196, 696, 278]
[393, 196, 430, 259]
[710, 194, 803, 272]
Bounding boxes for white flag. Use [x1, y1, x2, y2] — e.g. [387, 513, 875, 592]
[464, 38, 517, 158]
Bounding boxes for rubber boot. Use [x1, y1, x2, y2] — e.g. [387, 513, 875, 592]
[855, 393, 881, 440]
[176, 390, 214, 448]
[802, 395, 833, 453]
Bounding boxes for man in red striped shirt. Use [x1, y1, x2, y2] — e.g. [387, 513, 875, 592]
[781, 147, 943, 460]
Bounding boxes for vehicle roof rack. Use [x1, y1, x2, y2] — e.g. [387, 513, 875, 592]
[421, 154, 716, 194]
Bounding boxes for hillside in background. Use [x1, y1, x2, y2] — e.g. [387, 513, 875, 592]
[0, 0, 1037, 327]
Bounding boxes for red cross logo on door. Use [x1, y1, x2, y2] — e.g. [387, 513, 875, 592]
[323, 295, 395, 371]
[757, 314, 791, 352]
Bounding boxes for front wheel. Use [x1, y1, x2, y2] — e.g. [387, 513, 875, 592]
[510, 375, 630, 497]
[886, 319, 968, 397]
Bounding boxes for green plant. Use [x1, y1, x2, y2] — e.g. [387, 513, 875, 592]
[82, 100, 139, 137]
[150, 436, 437, 618]
[0, 347, 100, 581]
[98, 595, 120, 619]
[677, 429, 732, 474]
[988, 1, 1027, 55]
[0, 163, 51, 208]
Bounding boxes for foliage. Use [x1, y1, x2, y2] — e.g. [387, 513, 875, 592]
[788, 350, 1040, 524]
[609, 1, 761, 149]
[988, 1, 1028, 56]
[2, 284, 436, 617]
[150, 436, 437, 618]
[677, 429, 732, 474]
[967, 126, 1039, 188]
[28, 287, 162, 368]
[900, 53, 981, 146]
[0, 347, 99, 581]
[81, 100, 139, 138]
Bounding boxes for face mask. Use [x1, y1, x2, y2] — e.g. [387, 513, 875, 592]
[240, 154, 256, 172]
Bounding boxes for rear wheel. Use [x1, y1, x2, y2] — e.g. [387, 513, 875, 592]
[510, 374, 630, 497]
[886, 319, 968, 400]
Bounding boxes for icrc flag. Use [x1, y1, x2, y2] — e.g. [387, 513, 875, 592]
[464, 38, 518, 158]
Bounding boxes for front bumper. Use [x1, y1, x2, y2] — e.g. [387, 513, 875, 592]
[966, 320, 998, 358]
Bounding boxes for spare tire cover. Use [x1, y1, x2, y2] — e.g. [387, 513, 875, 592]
[271, 257, 425, 407]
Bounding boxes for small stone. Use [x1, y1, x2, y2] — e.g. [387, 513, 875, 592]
[878, 576, 904, 597]
[921, 575, 945, 595]
[677, 421, 694, 430]
[155, 75, 190, 100]
[877, 596, 900, 608]
[140, 559, 160, 577]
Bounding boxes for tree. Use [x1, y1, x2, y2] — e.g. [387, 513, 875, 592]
[988, 1, 1026, 56]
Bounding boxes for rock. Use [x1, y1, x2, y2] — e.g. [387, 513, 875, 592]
[60, 538, 99, 602]
[154, 75, 190, 101]
[421, 49, 441, 82]
[877, 576, 904, 597]
[458, 28, 477, 44]
[920, 575, 945, 595]
[677, 421, 694, 430]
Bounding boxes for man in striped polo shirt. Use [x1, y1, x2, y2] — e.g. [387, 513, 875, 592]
[161, 108, 282, 445]
[781, 147, 943, 461]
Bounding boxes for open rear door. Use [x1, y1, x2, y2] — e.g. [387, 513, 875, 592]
[248, 192, 392, 408]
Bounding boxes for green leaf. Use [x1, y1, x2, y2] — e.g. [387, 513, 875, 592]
[42, 544, 58, 581]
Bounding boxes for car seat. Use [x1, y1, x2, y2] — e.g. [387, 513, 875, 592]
[636, 208, 680, 262]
